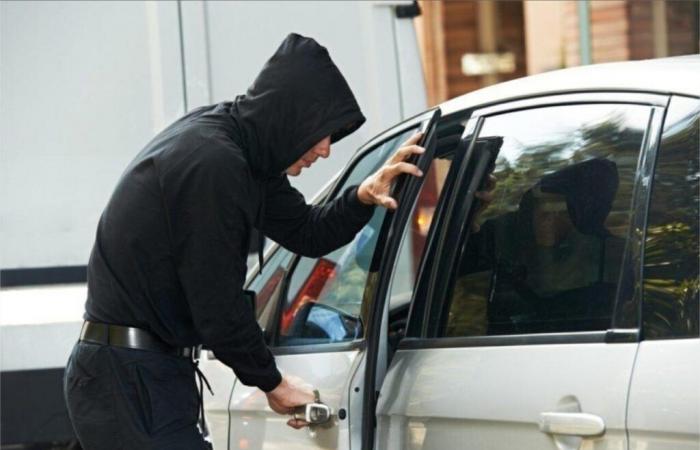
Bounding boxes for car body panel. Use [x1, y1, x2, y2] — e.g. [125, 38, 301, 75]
[377, 343, 638, 450]
[627, 339, 700, 450]
[228, 350, 360, 450]
[441, 55, 700, 117]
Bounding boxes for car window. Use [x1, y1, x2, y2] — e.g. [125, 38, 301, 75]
[246, 247, 294, 329]
[388, 151, 455, 309]
[276, 127, 418, 346]
[441, 103, 651, 337]
[384, 146, 455, 345]
[643, 97, 700, 339]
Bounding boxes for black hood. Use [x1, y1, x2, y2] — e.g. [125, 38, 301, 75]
[519, 158, 619, 237]
[231, 33, 366, 177]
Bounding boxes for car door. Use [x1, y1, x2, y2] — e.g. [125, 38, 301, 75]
[376, 93, 667, 450]
[225, 108, 442, 450]
[627, 95, 700, 449]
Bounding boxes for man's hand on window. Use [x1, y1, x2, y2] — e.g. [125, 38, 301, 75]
[357, 132, 425, 209]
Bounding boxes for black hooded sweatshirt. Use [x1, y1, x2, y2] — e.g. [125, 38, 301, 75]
[84, 34, 374, 392]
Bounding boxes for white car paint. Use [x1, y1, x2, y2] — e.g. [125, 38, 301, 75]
[627, 339, 700, 450]
[227, 350, 361, 450]
[441, 55, 700, 117]
[377, 343, 638, 450]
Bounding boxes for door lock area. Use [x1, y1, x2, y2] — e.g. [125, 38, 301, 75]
[293, 389, 333, 425]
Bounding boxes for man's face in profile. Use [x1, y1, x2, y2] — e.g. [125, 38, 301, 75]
[532, 193, 573, 247]
[285, 136, 332, 176]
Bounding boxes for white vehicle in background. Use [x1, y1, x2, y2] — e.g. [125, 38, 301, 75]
[0, 1, 426, 448]
[200, 55, 700, 450]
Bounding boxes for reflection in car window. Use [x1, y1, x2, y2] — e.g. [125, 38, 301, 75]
[385, 149, 454, 346]
[389, 154, 454, 308]
[442, 103, 651, 337]
[644, 97, 700, 339]
[277, 127, 418, 346]
[246, 247, 294, 329]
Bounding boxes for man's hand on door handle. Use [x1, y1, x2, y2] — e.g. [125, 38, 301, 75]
[265, 375, 316, 429]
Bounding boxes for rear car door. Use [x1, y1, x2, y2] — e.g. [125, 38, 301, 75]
[226, 109, 442, 450]
[377, 93, 667, 450]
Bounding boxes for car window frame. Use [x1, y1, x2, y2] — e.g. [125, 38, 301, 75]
[265, 113, 429, 355]
[399, 92, 670, 350]
[641, 94, 700, 341]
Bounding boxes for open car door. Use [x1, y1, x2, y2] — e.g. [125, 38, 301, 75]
[224, 108, 442, 450]
[366, 118, 501, 450]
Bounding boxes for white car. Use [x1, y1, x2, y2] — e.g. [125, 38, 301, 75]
[200, 55, 700, 450]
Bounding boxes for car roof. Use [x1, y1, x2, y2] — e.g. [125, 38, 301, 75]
[441, 55, 700, 116]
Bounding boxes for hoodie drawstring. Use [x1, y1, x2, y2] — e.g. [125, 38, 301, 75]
[193, 358, 214, 437]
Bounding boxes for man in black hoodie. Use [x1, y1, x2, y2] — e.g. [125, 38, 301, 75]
[63, 34, 425, 449]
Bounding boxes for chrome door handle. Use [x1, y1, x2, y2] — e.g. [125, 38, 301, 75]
[301, 403, 332, 424]
[539, 412, 605, 437]
[293, 390, 332, 425]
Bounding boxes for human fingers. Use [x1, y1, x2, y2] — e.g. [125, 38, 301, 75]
[400, 131, 423, 148]
[474, 189, 495, 203]
[287, 418, 309, 429]
[389, 144, 425, 165]
[475, 175, 497, 203]
[485, 174, 497, 190]
[267, 397, 293, 415]
[385, 162, 424, 179]
[376, 194, 398, 210]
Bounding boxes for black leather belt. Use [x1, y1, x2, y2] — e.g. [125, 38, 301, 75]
[79, 320, 199, 359]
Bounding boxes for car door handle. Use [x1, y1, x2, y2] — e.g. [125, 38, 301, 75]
[293, 390, 333, 425]
[294, 402, 332, 425]
[538, 412, 605, 437]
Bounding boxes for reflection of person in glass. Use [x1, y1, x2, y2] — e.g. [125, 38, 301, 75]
[461, 158, 621, 334]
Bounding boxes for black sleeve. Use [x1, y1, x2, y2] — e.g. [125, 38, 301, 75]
[168, 146, 282, 392]
[261, 176, 376, 258]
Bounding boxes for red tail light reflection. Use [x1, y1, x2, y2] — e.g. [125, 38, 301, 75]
[280, 258, 337, 334]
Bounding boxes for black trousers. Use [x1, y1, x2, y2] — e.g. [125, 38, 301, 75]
[64, 341, 211, 449]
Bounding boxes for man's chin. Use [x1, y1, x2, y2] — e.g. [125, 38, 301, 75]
[285, 166, 302, 177]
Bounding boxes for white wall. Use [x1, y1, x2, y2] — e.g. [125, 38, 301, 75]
[0, 0, 425, 270]
[1, 1, 184, 268]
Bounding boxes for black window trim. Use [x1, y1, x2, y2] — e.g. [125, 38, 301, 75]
[610, 103, 668, 330]
[639, 94, 700, 340]
[406, 117, 485, 339]
[406, 92, 671, 349]
[271, 339, 365, 356]
[397, 328, 639, 350]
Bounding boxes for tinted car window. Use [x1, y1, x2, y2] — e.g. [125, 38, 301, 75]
[643, 96, 700, 339]
[442, 103, 651, 337]
[277, 128, 418, 346]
